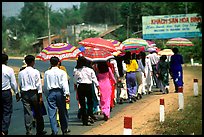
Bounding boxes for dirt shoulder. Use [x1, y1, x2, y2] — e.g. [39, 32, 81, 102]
[83, 66, 202, 135]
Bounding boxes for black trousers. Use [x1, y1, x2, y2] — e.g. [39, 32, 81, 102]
[77, 83, 94, 124]
[1, 89, 12, 135]
[152, 65, 159, 88]
[21, 90, 44, 134]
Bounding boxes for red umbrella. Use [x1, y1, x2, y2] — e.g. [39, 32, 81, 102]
[81, 47, 114, 62]
[36, 43, 81, 61]
[166, 37, 194, 46]
[78, 37, 117, 52]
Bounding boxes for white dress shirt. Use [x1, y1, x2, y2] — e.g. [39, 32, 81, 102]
[2, 64, 19, 94]
[44, 67, 70, 97]
[18, 66, 42, 93]
[148, 52, 160, 65]
[73, 66, 99, 86]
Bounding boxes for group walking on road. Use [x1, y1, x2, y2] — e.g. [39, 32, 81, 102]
[2, 47, 184, 135]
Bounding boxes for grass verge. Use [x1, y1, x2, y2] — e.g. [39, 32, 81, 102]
[153, 66, 202, 135]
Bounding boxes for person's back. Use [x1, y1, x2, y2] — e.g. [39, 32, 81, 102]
[18, 55, 46, 135]
[2, 53, 20, 135]
[44, 56, 70, 135]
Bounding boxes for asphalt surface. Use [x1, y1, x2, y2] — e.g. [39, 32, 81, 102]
[7, 58, 133, 135]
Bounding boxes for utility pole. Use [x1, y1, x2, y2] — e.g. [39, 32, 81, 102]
[47, 2, 51, 45]
[185, 2, 188, 14]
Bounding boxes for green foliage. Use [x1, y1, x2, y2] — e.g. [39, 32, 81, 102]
[2, 2, 202, 60]
[2, 31, 8, 49]
[19, 34, 37, 54]
[19, 2, 47, 37]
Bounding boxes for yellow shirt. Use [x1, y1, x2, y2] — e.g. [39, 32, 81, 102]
[126, 59, 138, 72]
[59, 66, 70, 80]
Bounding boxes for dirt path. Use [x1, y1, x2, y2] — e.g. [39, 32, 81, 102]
[83, 66, 202, 135]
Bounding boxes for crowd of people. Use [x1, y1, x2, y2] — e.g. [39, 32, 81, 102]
[1, 47, 184, 135]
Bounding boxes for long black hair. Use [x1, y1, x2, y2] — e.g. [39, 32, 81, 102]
[140, 51, 146, 67]
[124, 51, 131, 64]
[75, 56, 87, 69]
[97, 61, 109, 73]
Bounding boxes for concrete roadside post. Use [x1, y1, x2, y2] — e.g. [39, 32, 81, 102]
[193, 79, 198, 96]
[160, 98, 165, 122]
[178, 87, 184, 111]
[123, 116, 132, 135]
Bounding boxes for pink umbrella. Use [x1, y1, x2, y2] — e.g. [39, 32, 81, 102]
[146, 40, 156, 47]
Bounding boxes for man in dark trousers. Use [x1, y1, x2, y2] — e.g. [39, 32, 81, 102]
[18, 55, 46, 135]
[2, 53, 20, 135]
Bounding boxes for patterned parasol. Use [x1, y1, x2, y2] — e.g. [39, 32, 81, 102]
[78, 37, 117, 52]
[81, 47, 114, 62]
[36, 43, 81, 61]
[122, 38, 149, 51]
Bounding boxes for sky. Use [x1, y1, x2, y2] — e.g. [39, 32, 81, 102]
[2, 2, 81, 17]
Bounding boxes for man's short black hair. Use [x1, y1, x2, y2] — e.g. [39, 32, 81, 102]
[50, 56, 59, 66]
[2, 53, 8, 64]
[172, 47, 179, 54]
[25, 55, 35, 65]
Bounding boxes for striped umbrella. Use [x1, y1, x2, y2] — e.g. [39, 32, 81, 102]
[122, 38, 149, 51]
[36, 43, 81, 61]
[146, 40, 156, 47]
[106, 39, 124, 51]
[166, 37, 194, 46]
[78, 37, 117, 52]
[81, 47, 114, 62]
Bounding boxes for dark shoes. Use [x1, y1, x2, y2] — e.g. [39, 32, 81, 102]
[83, 122, 91, 126]
[166, 88, 169, 94]
[90, 115, 98, 121]
[137, 94, 142, 100]
[104, 114, 109, 121]
[36, 130, 47, 135]
[62, 129, 71, 135]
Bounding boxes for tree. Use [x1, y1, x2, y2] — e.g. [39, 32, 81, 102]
[19, 2, 47, 37]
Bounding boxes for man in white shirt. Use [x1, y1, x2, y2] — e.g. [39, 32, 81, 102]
[44, 56, 70, 135]
[2, 54, 20, 135]
[18, 55, 46, 135]
[148, 51, 160, 88]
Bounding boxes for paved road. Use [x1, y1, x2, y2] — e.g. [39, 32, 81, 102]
[7, 59, 133, 135]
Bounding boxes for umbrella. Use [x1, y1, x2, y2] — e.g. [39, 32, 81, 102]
[81, 47, 114, 62]
[122, 38, 149, 51]
[106, 39, 124, 51]
[146, 40, 156, 47]
[166, 37, 194, 46]
[145, 47, 160, 53]
[158, 49, 174, 56]
[78, 37, 117, 52]
[36, 43, 81, 61]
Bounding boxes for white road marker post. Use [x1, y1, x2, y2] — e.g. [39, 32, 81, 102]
[178, 87, 184, 111]
[193, 79, 198, 97]
[160, 98, 165, 123]
[123, 116, 132, 135]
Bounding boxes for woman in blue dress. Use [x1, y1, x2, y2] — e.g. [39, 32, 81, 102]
[169, 48, 184, 93]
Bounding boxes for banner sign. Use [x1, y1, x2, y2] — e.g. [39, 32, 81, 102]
[142, 14, 202, 39]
